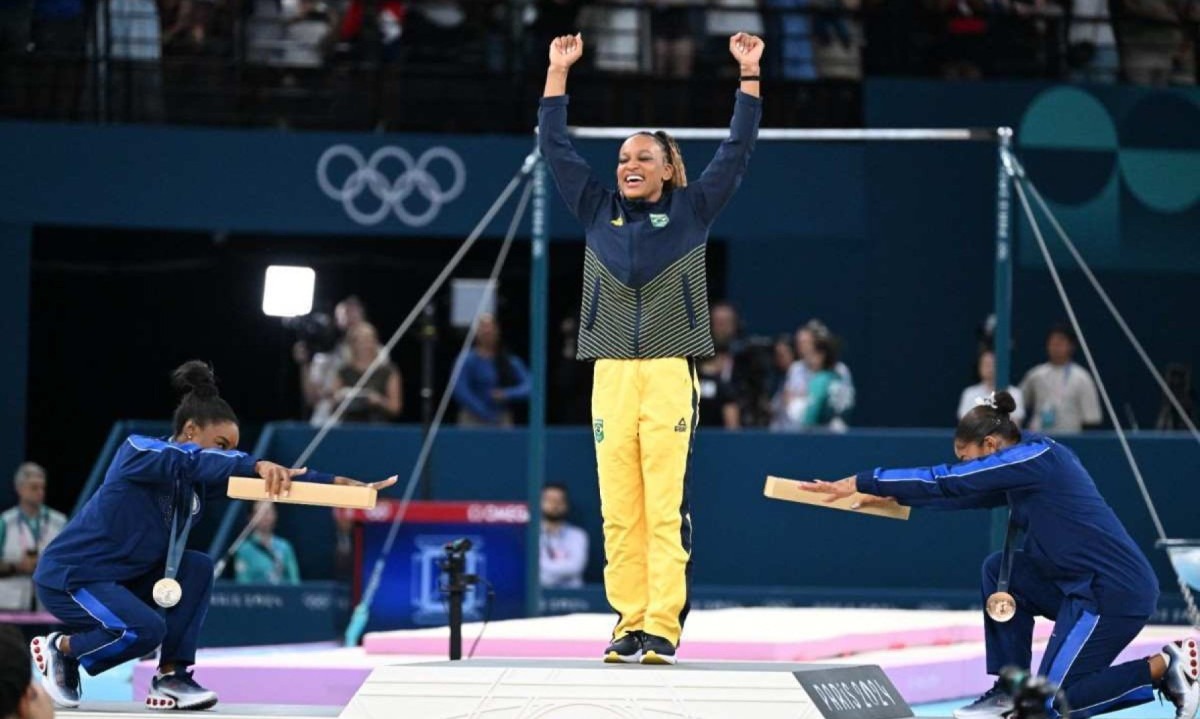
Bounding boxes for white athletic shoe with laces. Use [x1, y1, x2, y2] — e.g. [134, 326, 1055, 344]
[1161, 639, 1200, 719]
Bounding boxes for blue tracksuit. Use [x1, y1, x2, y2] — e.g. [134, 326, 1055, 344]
[34, 435, 331, 674]
[856, 434, 1160, 718]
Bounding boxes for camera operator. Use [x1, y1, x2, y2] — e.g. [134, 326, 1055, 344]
[291, 296, 367, 425]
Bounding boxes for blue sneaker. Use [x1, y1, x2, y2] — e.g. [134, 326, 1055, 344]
[31, 633, 81, 708]
[146, 669, 219, 711]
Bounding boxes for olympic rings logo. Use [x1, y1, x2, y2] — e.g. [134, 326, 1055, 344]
[316, 144, 467, 227]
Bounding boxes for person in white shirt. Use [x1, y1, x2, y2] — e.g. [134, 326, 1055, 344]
[1019, 325, 1103, 433]
[957, 349, 1026, 425]
[539, 482, 589, 589]
[0, 463, 68, 611]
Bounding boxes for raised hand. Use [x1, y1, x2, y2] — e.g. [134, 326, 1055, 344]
[729, 32, 764, 69]
[549, 33, 584, 70]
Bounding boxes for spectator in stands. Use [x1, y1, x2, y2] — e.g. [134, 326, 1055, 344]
[957, 349, 1027, 425]
[160, 0, 207, 54]
[1112, 0, 1191, 84]
[577, 1, 644, 72]
[813, 0, 863, 79]
[338, 0, 405, 61]
[294, 295, 367, 425]
[776, 319, 856, 430]
[94, 0, 164, 121]
[234, 502, 300, 585]
[697, 302, 752, 429]
[1067, 0, 1118, 81]
[696, 349, 740, 429]
[0, 463, 67, 611]
[330, 322, 403, 423]
[539, 482, 588, 589]
[704, 0, 764, 75]
[282, 0, 335, 67]
[0, 624, 54, 719]
[453, 314, 531, 427]
[1019, 324, 1102, 433]
[793, 330, 850, 429]
[764, 0, 817, 79]
[651, 0, 699, 78]
[767, 333, 796, 427]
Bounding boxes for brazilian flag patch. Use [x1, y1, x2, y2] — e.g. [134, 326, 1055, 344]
[649, 213, 670, 228]
[593, 419, 605, 443]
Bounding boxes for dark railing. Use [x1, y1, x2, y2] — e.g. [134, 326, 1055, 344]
[0, 1, 1195, 130]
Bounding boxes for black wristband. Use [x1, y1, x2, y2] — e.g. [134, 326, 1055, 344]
[739, 75, 761, 82]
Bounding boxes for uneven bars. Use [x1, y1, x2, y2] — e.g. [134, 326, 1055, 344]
[567, 127, 1000, 142]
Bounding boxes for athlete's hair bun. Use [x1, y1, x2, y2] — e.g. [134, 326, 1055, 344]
[171, 360, 219, 399]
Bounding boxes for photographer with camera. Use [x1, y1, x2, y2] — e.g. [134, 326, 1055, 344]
[292, 296, 368, 425]
[803, 391, 1199, 719]
[0, 463, 67, 611]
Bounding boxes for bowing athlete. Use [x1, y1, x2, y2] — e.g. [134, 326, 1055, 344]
[30, 361, 395, 710]
[803, 391, 1198, 719]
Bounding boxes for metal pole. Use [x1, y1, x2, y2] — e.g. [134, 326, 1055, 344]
[991, 127, 1015, 551]
[419, 303, 436, 499]
[525, 150, 549, 617]
[447, 558, 464, 660]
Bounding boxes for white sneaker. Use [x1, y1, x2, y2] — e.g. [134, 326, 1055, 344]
[954, 682, 1014, 719]
[30, 633, 81, 708]
[146, 669, 220, 711]
[1161, 639, 1200, 719]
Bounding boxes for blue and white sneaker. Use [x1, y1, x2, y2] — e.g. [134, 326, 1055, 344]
[1161, 639, 1200, 719]
[953, 681, 1013, 719]
[30, 632, 82, 708]
[146, 669, 219, 711]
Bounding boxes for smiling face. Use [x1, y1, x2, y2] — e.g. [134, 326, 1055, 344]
[616, 134, 673, 202]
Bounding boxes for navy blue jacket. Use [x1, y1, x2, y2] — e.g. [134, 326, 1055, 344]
[538, 91, 761, 359]
[36, 435, 331, 590]
[856, 434, 1158, 616]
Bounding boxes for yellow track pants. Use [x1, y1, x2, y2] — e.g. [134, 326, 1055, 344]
[592, 357, 699, 647]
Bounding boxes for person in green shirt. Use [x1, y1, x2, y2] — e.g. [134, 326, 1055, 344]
[802, 332, 850, 429]
[233, 502, 299, 585]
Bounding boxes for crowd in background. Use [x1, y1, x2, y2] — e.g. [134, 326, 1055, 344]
[1, 0, 1197, 122]
[285, 292, 1199, 436]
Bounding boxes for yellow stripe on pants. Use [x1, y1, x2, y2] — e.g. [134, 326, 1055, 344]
[592, 357, 698, 646]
